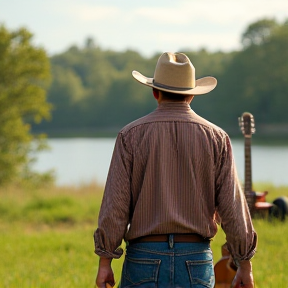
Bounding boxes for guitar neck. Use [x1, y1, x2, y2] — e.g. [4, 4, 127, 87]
[244, 137, 254, 210]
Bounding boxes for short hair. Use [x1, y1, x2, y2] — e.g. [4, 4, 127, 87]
[160, 90, 191, 101]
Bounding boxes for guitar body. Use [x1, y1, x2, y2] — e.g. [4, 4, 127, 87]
[214, 244, 237, 288]
[214, 257, 236, 288]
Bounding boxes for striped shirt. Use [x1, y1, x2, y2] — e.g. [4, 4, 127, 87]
[94, 101, 257, 264]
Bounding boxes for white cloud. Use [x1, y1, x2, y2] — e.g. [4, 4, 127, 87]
[0, 0, 287, 56]
[134, 0, 287, 26]
[66, 4, 120, 21]
[141, 31, 241, 54]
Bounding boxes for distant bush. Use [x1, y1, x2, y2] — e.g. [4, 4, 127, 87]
[0, 182, 103, 225]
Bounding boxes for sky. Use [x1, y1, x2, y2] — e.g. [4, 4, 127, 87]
[0, 0, 287, 57]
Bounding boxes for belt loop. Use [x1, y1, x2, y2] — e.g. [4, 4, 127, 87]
[169, 234, 174, 249]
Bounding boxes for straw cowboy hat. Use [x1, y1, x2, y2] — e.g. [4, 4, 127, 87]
[132, 52, 217, 95]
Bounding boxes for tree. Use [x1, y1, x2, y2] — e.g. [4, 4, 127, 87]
[0, 25, 53, 186]
[241, 18, 278, 47]
[45, 65, 88, 129]
[220, 18, 288, 129]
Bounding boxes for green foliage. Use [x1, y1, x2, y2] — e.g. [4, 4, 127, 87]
[0, 183, 102, 225]
[241, 18, 279, 47]
[35, 46, 157, 134]
[0, 25, 53, 186]
[252, 220, 288, 287]
[217, 18, 288, 130]
[0, 224, 100, 288]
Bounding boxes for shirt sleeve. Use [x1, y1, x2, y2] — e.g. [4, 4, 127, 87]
[215, 135, 257, 266]
[94, 132, 132, 258]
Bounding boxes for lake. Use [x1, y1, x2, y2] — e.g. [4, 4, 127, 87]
[33, 138, 288, 187]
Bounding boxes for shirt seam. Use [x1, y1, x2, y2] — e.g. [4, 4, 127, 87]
[120, 120, 225, 137]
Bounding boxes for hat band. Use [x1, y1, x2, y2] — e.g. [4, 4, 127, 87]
[153, 80, 193, 91]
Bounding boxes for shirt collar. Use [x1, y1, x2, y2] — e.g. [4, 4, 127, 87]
[156, 101, 192, 112]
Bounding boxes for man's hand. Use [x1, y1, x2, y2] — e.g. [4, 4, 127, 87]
[231, 260, 254, 288]
[96, 257, 115, 288]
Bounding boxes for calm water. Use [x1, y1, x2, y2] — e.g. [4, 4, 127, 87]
[33, 138, 288, 187]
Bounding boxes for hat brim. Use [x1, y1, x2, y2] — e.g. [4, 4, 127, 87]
[132, 71, 217, 95]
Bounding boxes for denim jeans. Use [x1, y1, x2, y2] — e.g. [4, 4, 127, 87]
[119, 235, 215, 288]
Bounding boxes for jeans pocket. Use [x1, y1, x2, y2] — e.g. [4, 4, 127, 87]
[186, 259, 215, 288]
[120, 257, 161, 288]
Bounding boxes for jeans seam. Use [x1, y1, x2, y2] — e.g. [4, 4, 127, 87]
[127, 246, 212, 257]
[185, 259, 214, 288]
[122, 257, 161, 286]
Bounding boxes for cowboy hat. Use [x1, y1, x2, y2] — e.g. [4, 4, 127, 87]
[132, 52, 217, 95]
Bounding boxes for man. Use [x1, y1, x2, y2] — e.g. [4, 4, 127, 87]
[94, 52, 257, 288]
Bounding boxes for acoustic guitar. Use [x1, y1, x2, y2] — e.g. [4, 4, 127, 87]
[238, 112, 256, 213]
[238, 112, 273, 217]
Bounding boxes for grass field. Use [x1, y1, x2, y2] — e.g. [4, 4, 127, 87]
[0, 183, 287, 288]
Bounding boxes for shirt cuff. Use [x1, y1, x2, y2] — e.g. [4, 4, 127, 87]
[232, 231, 258, 267]
[94, 229, 124, 259]
[94, 247, 123, 259]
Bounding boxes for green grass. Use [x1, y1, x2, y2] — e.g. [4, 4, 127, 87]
[0, 183, 287, 287]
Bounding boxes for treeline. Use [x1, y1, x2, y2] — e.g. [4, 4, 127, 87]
[34, 18, 288, 138]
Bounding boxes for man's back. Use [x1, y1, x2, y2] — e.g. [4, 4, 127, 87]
[119, 101, 229, 241]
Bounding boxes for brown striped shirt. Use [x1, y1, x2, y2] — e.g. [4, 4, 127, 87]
[94, 101, 257, 264]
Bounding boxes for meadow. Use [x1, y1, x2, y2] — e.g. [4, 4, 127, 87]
[0, 183, 287, 288]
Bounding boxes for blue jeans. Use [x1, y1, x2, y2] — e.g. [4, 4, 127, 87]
[119, 235, 215, 288]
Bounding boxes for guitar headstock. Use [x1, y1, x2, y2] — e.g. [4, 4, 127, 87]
[238, 112, 256, 138]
